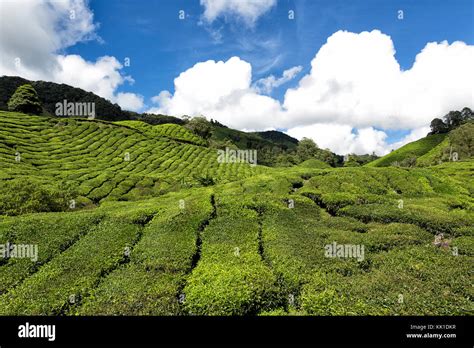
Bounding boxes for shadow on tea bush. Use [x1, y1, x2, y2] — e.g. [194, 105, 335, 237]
[0, 178, 78, 215]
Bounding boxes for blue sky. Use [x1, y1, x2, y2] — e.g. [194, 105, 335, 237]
[69, 0, 474, 107]
[1, 0, 473, 154]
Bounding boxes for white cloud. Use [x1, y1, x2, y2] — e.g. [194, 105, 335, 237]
[0, 0, 98, 76]
[286, 124, 431, 156]
[282, 30, 474, 129]
[148, 57, 283, 129]
[0, 0, 143, 111]
[54, 55, 124, 102]
[287, 124, 389, 155]
[200, 0, 276, 25]
[254, 65, 303, 94]
[115, 92, 145, 112]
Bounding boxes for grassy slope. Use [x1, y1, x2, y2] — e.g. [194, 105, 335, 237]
[367, 134, 446, 167]
[0, 163, 472, 315]
[416, 136, 450, 166]
[0, 111, 473, 315]
[114, 120, 207, 146]
[0, 111, 266, 203]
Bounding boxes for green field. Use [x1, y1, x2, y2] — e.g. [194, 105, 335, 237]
[0, 111, 473, 315]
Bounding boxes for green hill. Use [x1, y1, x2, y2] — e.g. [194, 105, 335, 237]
[417, 122, 474, 166]
[368, 122, 474, 168]
[0, 111, 265, 206]
[114, 120, 207, 146]
[251, 130, 299, 150]
[0, 76, 133, 121]
[210, 125, 298, 151]
[366, 134, 447, 167]
[0, 110, 472, 316]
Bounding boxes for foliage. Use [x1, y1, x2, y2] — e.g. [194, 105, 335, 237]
[193, 174, 216, 186]
[184, 116, 212, 139]
[417, 122, 474, 166]
[429, 107, 473, 134]
[0, 178, 78, 215]
[0, 111, 264, 205]
[449, 122, 474, 159]
[344, 153, 379, 167]
[7, 84, 42, 115]
[135, 113, 185, 126]
[296, 138, 319, 161]
[1, 76, 129, 121]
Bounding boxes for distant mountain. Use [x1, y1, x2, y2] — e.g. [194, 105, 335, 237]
[210, 125, 298, 151]
[251, 130, 299, 150]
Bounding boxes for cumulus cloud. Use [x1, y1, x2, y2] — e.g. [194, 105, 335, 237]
[200, 0, 276, 25]
[286, 124, 431, 156]
[0, 0, 98, 76]
[0, 0, 144, 111]
[115, 92, 145, 112]
[286, 124, 389, 155]
[151, 29, 473, 154]
[148, 57, 282, 130]
[282, 30, 474, 129]
[254, 65, 303, 94]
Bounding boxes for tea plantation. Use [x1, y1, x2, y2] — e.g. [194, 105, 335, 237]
[0, 111, 472, 315]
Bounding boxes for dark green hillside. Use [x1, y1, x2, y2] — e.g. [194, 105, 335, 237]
[210, 125, 297, 151]
[0, 76, 131, 121]
[251, 130, 299, 150]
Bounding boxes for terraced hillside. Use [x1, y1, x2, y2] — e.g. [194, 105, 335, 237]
[0, 111, 265, 205]
[0, 111, 472, 316]
[114, 120, 208, 146]
[0, 168, 472, 315]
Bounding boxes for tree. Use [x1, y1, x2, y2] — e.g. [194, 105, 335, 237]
[7, 84, 42, 114]
[449, 122, 474, 158]
[343, 155, 361, 167]
[443, 111, 463, 129]
[430, 118, 448, 134]
[460, 107, 474, 122]
[296, 138, 319, 161]
[184, 116, 212, 139]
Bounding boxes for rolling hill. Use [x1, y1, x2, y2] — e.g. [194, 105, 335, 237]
[366, 134, 447, 167]
[0, 110, 472, 316]
[367, 122, 473, 168]
[0, 111, 266, 207]
[0, 76, 303, 166]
